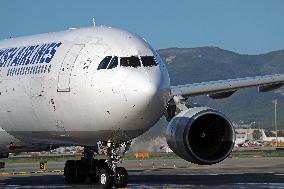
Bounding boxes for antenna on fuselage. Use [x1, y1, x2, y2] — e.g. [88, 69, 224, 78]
[92, 18, 96, 27]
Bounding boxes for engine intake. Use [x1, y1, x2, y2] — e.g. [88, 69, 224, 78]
[166, 107, 235, 165]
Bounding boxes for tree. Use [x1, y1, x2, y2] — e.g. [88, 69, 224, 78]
[252, 130, 262, 140]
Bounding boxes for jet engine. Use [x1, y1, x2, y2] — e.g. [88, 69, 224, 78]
[166, 107, 235, 165]
[0, 127, 55, 158]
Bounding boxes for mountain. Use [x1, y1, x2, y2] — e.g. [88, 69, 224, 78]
[159, 47, 284, 129]
[139, 47, 284, 140]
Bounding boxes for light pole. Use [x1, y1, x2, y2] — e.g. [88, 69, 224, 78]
[272, 100, 278, 147]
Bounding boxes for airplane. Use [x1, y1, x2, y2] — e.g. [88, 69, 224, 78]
[0, 25, 283, 188]
[234, 136, 248, 147]
[261, 129, 284, 142]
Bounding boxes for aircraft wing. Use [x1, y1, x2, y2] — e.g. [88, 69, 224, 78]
[170, 74, 284, 99]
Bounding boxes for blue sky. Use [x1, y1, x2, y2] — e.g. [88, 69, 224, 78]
[1, 0, 284, 54]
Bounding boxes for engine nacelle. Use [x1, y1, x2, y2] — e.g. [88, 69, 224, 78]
[166, 107, 235, 165]
[0, 127, 17, 158]
[0, 127, 54, 157]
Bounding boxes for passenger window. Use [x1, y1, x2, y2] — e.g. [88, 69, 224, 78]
[141, 56, 157, 67]
[120, 56, 141, 68]
[107, 56, 118, 69]
[97, 56, 112, 70]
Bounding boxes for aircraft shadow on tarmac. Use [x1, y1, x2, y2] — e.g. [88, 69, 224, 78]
[129, 173, 284, 185]
[0, 173, 284, 187]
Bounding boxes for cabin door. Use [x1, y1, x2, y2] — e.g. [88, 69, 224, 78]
[57, 44, 84, 92]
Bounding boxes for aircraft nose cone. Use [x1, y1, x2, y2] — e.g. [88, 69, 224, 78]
[126, 71, 161, 101]
[124, 70, 166, 119]
[140, 80, 159, 98]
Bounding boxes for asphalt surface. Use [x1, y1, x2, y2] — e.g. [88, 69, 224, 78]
[1, 157, 284, 188]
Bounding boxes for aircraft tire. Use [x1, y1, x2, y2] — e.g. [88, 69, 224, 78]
[74, 160, 87, 183]
[64, 160, 76, 183]
[115, 167, 128, 188]
[0, 152, 9, 158]
[98, 167, 114, 189]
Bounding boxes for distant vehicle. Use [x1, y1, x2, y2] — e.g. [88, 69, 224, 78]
[160, 145, 173, 153]
[0, 25, 283, 188]
[242, 140, 263, 147]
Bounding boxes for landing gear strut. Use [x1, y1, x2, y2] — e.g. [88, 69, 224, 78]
[64, 141, 131, 188]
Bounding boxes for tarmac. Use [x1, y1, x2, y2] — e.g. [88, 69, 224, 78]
[1, 157, 284, 188]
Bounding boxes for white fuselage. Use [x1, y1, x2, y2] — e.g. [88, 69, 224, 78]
[234, 138, 247, 146]
[0, 26, 171, 148]
[261, 130, 284, 142]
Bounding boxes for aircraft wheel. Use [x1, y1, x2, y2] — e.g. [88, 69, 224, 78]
[64, 160, 76, 183]
[64, 160, 87, 183]
[0, 152, 9, 158]
[74, 160, 87, 183]
[98, 167, 114, 189]
[115, 167, 128, 188]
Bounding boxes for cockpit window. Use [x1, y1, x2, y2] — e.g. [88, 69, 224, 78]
[120, 56, 141, 68]
[107, 56, 118, 69]
[97, 55, 157, 70]
[97, 56, 112, 70]
[141, 56, 157, 67]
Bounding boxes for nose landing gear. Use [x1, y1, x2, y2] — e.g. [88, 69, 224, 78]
[64, 141, 131, 188]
